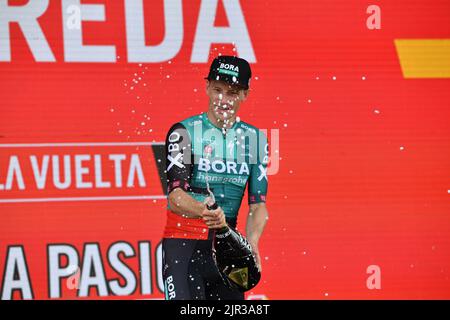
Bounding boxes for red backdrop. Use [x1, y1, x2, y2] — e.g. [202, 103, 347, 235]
[1, 0, 449, 299]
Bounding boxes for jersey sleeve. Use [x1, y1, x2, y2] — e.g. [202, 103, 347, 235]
[165, 123, 193, 194]
[248, 130, 269, 204]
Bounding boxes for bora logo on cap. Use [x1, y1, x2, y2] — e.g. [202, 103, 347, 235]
[218, 63, 239, 76]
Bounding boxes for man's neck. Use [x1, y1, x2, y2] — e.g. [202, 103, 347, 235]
[206, 110, 237, 130]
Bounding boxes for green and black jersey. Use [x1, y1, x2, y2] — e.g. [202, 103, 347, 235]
[163, 112, 268, 239]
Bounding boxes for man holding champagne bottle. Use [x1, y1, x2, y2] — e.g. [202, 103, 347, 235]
[162, 56, 269, 300]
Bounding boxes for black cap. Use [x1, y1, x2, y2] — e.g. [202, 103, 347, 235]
[205, 55, 252, 89]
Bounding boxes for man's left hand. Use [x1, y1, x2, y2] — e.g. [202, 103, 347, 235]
[250, 242, 262, 272]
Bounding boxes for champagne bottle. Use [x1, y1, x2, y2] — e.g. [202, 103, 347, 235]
[208, 202, 261, 292]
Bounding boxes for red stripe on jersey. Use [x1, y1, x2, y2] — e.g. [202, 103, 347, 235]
[163, 209, 210, 240]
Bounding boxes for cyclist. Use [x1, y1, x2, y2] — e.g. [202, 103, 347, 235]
[162, 55, 269, 300]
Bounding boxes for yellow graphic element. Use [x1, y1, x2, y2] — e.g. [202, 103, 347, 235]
[247, 294, 269, 300]
[394, 39, 450, 78]
[228, 267, 248, 289]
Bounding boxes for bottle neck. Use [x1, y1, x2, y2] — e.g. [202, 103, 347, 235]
[216, 226, 230, 235]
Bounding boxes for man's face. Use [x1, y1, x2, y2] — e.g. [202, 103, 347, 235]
[206, 80, 248, 123]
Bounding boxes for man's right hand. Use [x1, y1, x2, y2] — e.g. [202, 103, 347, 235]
[202, 206, 227, 229]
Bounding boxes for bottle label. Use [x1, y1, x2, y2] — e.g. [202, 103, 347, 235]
[215, 229, 232, 238]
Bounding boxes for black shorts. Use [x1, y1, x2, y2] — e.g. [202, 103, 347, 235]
[162, 230, 244, 300]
